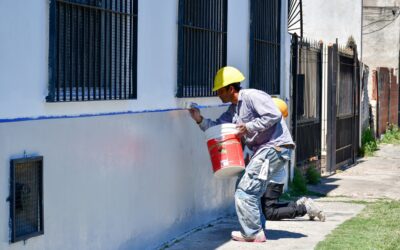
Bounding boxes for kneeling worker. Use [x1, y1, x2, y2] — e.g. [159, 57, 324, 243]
[261, 98, 326, 222]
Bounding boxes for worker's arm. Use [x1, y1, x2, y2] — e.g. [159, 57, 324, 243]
[189, 105, 234, 132]
[244, 92, 282, 133]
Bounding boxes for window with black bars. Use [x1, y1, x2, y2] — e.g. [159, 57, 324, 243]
[9, 157, 43, 243]
[47, 0, 138, 102]
[177, 0, 227, 97]
[249, 0, 281, 95]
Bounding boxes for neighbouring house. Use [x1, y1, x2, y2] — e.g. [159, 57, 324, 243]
[362, 0, 400, 71]
[0, 1, 291, 249]
[362, 0, 400, 137]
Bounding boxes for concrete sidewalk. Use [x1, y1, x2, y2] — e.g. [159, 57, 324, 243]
[309, 144, 400, 201]
[162, 144, 400, 250]
[165, 202, 363, 250]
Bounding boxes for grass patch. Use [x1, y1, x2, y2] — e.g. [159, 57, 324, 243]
[306, 164, 321, 184]
[380, 124, 400, 145]
[316, 200, 400, 250]
[360, 127, 378, 157]
[359, 125, 400, 157]
[280, 167, 325, 201]
[290, 167, 307, 193]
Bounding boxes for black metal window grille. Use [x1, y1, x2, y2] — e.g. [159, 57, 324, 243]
[287, 0, 303, 36]
[177, 0, 227, 97]
[249, 0, 281, 94]
[9, 157, 43, 243]
[47, 0, 138, 102]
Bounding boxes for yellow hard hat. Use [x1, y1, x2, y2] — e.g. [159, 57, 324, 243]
[272, 97, 288, 118]
[213, 66, 245, 91]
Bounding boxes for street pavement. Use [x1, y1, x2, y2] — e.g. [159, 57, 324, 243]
[309, 144, 400, 201]
[163, 144, 400, 250]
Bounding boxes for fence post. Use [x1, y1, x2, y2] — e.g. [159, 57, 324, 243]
[326, 41, 338, 174]
[291, 33, 299, 143]
[289, 33, 300, 182]
[318, 40, 323, 161]
[352, 45, 358, 162]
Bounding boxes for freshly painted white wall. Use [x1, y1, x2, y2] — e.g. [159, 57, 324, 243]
[227, 0, 250, 88]
[279, 0, 294, 182]
[302, 0, 362, 52]
[0, 0, 251, 120]
[0, 108, 237, 250]
[280, 0, 290, 103]
[0, 0, 289, 249]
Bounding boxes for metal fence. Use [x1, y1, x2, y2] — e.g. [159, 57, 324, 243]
[176, 0, 227, 97]
[47, 0, 138, 102]
[291, 34, 322, 164]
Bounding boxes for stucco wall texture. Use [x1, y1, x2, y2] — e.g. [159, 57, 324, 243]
[0, 1, 291, 249]
[362, 0, 400, 70]
[302, 0, 362, 53]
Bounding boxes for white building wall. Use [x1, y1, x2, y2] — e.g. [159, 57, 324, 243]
[0, 0, 290, 249]
[280, 0, 294, 184]
[302, 0, 362, 53]
[0, 110, 236, 250]
[0, 0, 230, 120]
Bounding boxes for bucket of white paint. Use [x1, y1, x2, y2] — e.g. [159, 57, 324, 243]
[205, 123, 245, 178]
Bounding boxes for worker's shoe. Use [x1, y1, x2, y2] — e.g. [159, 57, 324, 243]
[231, 230, 266, 242]
[304, 198, 326, 222]
[296, 197, 307, 206]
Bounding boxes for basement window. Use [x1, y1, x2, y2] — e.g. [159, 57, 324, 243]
[9, 156, 44, 243]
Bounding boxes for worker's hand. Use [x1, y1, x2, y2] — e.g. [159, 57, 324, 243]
[236, 124, 247, 137]
[189, 107, 203, 124]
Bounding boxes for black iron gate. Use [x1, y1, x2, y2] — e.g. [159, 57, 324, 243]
[326, 42, 360, 172]
[291, 34, 323, 165]
[336, 48, 359, 167]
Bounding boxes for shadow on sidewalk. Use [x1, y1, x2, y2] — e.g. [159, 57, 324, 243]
[308, 177, 340, 195]
[266, 229, 307, 240]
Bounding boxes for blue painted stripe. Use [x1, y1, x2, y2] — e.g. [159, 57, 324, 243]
[0, 104, 228, 124]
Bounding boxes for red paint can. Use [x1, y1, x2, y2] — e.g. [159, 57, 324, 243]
[205, 124, 245, 178]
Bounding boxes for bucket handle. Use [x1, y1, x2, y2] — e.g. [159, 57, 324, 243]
[208, 134, 239, 143]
